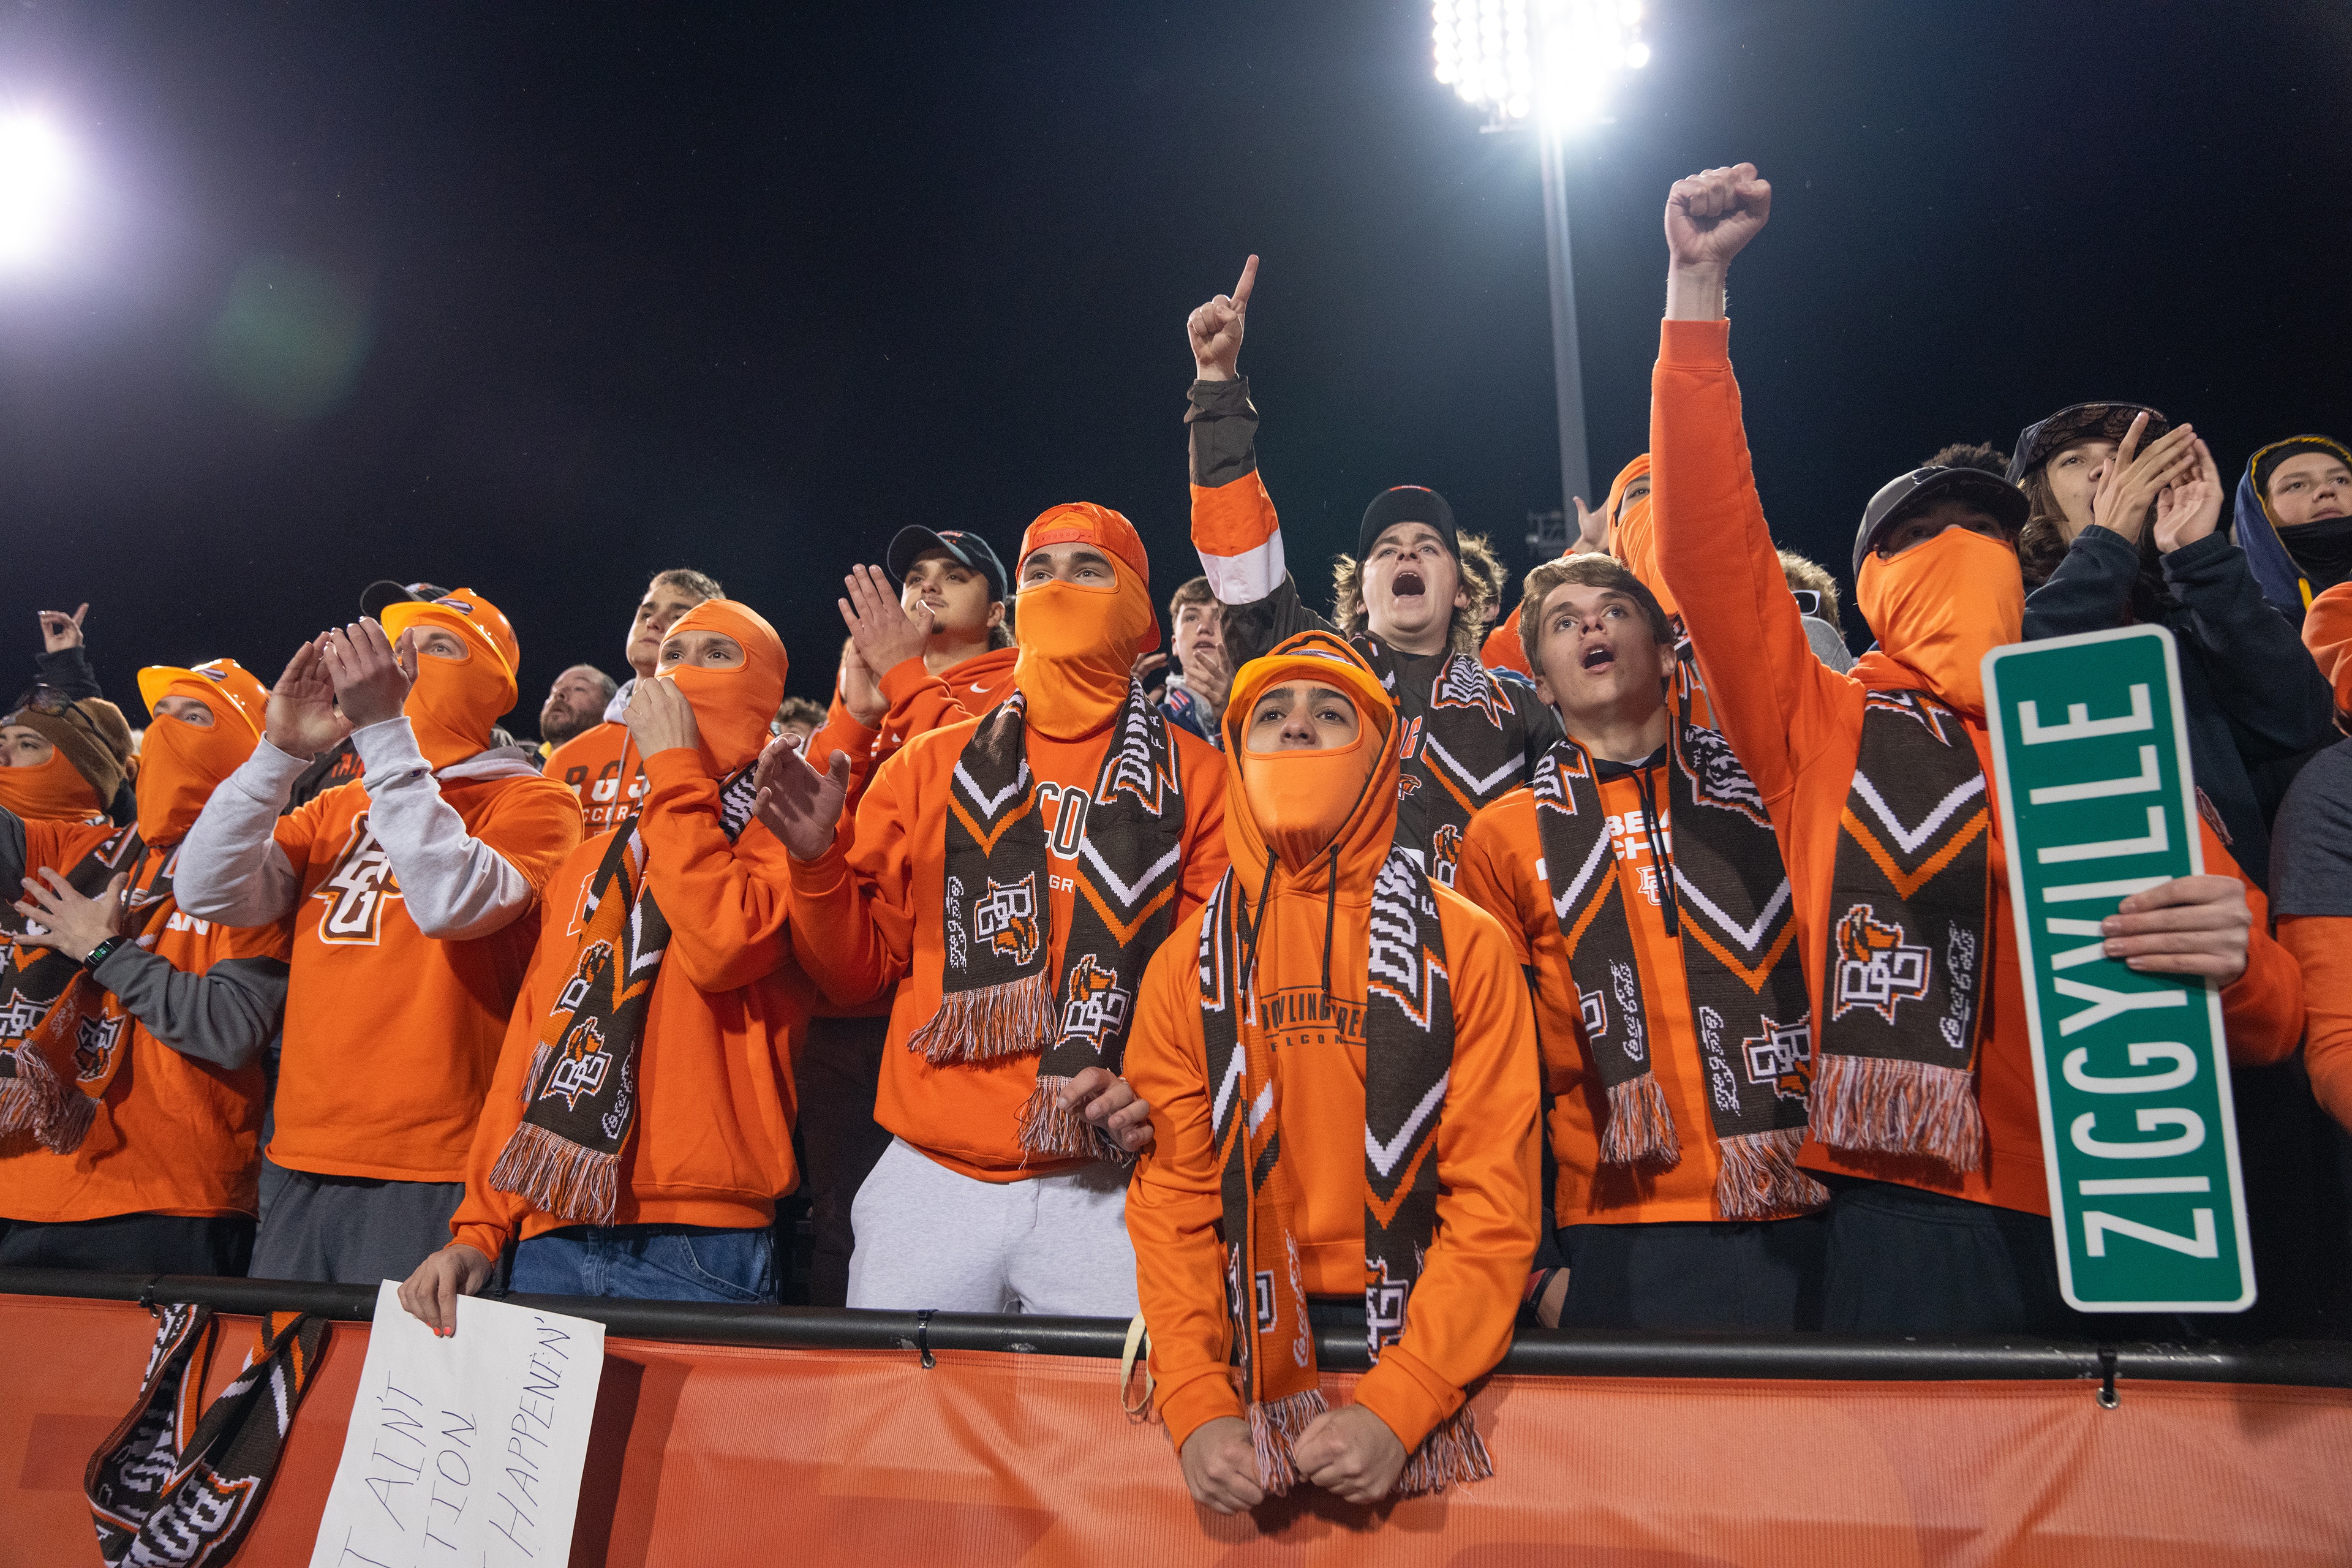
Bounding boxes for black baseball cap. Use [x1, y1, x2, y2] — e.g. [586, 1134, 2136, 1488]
[2007, 402, 2171, 485]
[886, 527, 1008, 601]
[358, 580, 450, 620]
[1853, 467, 2029, 574]
[1358, 486, 1459, 562]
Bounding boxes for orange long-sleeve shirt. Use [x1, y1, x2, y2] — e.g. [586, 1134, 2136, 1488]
[450, 747, 818, 1255]
[267, 770, 582, 1183]
[1651, 317, 2304, 1216]
[1457, 774, 1811, 1224]
[786, 709, 1229, 1181]
[2286, 916, 2352, 1133]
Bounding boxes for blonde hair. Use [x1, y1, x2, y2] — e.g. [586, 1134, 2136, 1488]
[1331, 531, 1506, 657]
[1775, 549, 1843, 631]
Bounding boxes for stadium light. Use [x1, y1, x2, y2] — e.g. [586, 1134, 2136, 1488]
[1431, 0, 1649, 522]
[0, 113, 74, 266]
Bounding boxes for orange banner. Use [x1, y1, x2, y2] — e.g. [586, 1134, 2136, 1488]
[7, 1293, 2351, 1566]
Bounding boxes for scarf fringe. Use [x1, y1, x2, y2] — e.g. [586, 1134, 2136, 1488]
[1713, 1127, 1831, 1219]
[1809, 1053, 1985, 1172]
[488, 1120, 620, 1226]
[1248, 1389, 1330, 1498]
[0, 1052, 95, 1154]
[1599, 1072, 1682, 1169]
[1016, 1073, 1130, 1163]
[1392, 1403, 1494, 1499]
[909, 971, 1055, 1066]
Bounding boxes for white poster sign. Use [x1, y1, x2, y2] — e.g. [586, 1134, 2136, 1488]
[309, 1281, 607, 1568]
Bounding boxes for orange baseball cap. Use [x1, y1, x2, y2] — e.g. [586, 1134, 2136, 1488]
[379, 586, 519, 678]
[136, 658, 270, 741]
[1019, 503, 1152, 590]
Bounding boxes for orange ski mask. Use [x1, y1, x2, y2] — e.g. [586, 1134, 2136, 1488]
[1852, 525, 2024, 715]
[1604, 454, 1668, 616]
[379, 589, 521, 769]
[134, 659, 269, 845]
[1012, 503, 1159, 739]
[1237, 680, 1385, 875]
[0, 748, 101, 823]
[655, 598, 788, 778]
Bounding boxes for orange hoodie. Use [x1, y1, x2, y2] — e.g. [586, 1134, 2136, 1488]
[1651, 317, 2304, 1215]
[1123, 640, 1540, 1458]
[815, 643, 1022, 820]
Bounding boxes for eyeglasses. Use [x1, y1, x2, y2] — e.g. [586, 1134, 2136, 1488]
[1789, 589, 1823, 619]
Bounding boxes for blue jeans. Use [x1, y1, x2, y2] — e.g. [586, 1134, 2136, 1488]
[510, 1224, 776, 1304]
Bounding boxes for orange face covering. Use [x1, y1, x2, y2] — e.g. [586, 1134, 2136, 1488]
[0, 747, 100, 822]
[658, 598, 790, 777]
[1242, 721, 1379, 873]
[1855, 524, 2024, 716]
[1605, 455, 1670, 617]
[1013, 574, 1155, 739]
[381, 600, 521, 769]
[137, 687, 262, 846]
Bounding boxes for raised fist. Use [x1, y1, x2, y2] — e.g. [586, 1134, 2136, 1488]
[1665, 162, 1772, 271]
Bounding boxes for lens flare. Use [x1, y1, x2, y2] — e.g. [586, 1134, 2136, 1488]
[0, 114, 72, 263]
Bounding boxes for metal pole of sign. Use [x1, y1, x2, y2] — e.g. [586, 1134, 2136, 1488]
[1537, 123, 1592, 515]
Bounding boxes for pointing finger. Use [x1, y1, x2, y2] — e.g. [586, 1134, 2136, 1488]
[1231, 254, 1259, 310]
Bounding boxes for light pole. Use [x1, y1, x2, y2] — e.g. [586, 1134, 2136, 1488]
[1433, 0, 1649, 526]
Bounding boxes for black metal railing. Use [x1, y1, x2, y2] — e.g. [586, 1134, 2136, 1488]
[4, 1267, 2345, 1388]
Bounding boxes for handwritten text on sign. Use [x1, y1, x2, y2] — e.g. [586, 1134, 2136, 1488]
[308, 1281, 607, 1567]
[1983, 625, 2254, 1313]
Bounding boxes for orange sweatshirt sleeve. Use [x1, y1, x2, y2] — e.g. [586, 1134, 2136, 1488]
[1352, 892, 1542, 1452]
[876, 658, 989, 753]
[1123, 911, 1243, 1455]
[805, 690, 879, 815]
[447, 861, 581, 1259]
[2284, 916, 2352, 1131]
[1650, 317, 1853, 819]
[2206, 826, 2304, 1069]
[785, 737, 919, 1009]
[636, 747, 794, 994]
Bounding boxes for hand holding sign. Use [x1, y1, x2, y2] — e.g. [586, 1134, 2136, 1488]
[2102, 875, 2250, 981]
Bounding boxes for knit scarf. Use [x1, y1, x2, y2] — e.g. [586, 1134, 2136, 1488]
[490, 765, 760, 1224]
[1361, 640, 1528, 888]
[1199, 847, 1492, 1501]
[0, 825, 149, 1152]
[1810, 690, 1994, 1172]
[86, 1303, 328, 1567]
[1532, 718, 1825, 1218]
[910, 682, 1188, 1161]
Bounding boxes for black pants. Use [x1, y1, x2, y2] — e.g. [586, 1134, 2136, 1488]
[0, 1213, 255, 1276]
[1821, 1179, 2102, 1336]
[794, 1012, 894, 1309]
[1557, 1215, 1828, 1332]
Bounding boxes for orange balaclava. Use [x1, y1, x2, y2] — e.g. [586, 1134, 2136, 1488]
[1852, 525, 2025, 716]
[379, 588, 522, 769]
[656, 598, 789, 778]
[1012, 503, 1159, 738]
[1604, 454, 1668, 616]
[134, 659, 269, 845]
[1221, 631, 1400, 893]
[0, 739, 102, 822]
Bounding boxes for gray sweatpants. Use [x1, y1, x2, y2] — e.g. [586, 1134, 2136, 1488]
[247, 1159, 466, 1285]
[846, 1137, 1140, 1316]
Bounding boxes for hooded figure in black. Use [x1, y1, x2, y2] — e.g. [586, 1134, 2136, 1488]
[2236, 435, 2352, 628]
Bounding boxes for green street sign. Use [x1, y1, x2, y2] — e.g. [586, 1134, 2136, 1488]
[1983, 625, 2253, 1313]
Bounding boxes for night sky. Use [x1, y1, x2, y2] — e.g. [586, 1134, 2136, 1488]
[2, 1, 2347, 729]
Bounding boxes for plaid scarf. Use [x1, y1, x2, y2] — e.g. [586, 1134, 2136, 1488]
[1360, 641, 1529, 888]
[1533, 717, 1825, 1218]
[1199, 847, 1492, 1501]
[910, 683, 1188, 1161]
[1810, 690, 1994, 1172]
[0, 825, 148, 1153]
[87, 1303, 327, 1567]
[490, 766, 760, 1224]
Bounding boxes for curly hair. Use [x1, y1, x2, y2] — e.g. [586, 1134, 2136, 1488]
[1924, 442, 2012, 478]
[1330, 531, 1506, 656]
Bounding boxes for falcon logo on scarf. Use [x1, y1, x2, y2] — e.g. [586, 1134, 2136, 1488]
[86, 1303, 327, 1568]
[489, 764, 758, 1225]
[1197, 849, 1493, 1501]
[913, 684, 1191, 1162]
[0, 825, 148, 1153]
[1811, 690, 1994, 1173]
[1532, 709, 1825, 1218]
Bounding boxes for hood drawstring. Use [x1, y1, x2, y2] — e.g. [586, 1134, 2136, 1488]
[1320, 845, 1339, 1005]
[1632, 756, 1679, 939]
[1238, 846, 1278, 1004]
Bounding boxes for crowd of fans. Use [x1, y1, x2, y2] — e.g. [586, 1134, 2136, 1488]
[2, 160, 2350, 1507]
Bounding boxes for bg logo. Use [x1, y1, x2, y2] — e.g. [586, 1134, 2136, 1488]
[315, 816, 401, 945]
[1831, 903, 1931, 1023]
[1059, 953, 1130, 1045]
[974, 875, 1040, 965]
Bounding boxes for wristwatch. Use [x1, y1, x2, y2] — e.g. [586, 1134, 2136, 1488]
[81, 935, 127, 971]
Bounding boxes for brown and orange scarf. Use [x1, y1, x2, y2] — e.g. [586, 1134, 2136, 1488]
[911, 682, 1189, 1160]
[1809, 690, 1994, 1171]
[1532, 707, 1825, 1217]
[0, 825, 151, 1152]
[491, 766, 761, 1223]
[1198, 846, 1491, 1501]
